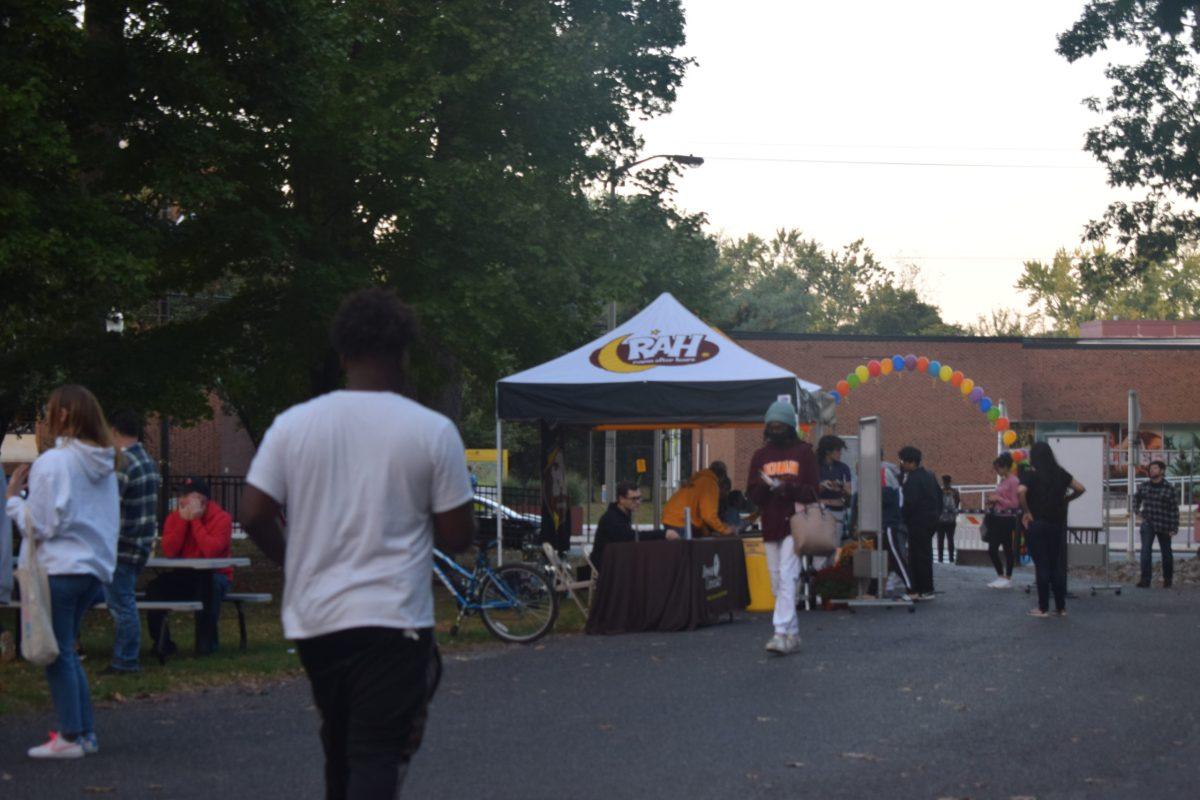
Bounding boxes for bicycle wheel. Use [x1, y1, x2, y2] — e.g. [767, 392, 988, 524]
[478, 563, 559, 644]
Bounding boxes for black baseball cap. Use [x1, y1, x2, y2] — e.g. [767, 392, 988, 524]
[178, 476, 211, 498]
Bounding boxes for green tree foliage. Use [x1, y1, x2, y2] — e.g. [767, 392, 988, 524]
[718, 230, 958, 335]
[965, 308, 1046, 337]
[1, 1, 700, 441]
[1059, 1, 1200, 273]
[1017, 248, 1200, 334]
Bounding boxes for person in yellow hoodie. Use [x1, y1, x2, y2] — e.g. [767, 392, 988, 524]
[662, 461, 731, 537]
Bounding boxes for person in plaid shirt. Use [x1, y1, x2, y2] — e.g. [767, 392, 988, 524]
[1134, 460, 1178, 589]
[101, 410, 161, 673]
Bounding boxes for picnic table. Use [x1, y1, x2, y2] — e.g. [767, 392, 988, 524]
[145, 557, 251, 654]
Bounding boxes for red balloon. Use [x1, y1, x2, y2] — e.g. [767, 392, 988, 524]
[1012, 449, 1026, 462]
[951, 370, 964, 387]
[867, 359, 882, 377]
[995, 417, 1010, 432]
[836, 380, 851, 395]
[916, 356, 930, 373]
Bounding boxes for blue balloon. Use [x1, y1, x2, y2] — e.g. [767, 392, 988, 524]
[829, 390, 841, 405]
[980, 397, 993, 413]
[892, 355, 905, 372]
[928, 359, 941, 375]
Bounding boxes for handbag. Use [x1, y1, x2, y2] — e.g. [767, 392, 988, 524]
[16, 509, 59, 666]
[790, 503, 839, 556]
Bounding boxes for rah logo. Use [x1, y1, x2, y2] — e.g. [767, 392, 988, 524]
[589, 330, 720, 373]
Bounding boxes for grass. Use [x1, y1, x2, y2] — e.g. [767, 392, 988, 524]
[0, 544, 588, 717]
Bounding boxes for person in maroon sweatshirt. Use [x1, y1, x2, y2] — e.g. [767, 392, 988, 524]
[146, 476, 233, 655]
[746, 400, 819, 656]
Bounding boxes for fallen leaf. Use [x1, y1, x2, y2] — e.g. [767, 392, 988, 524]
[1, 773, 11, 781]
[756, 716, 776, 722]
[148, 785, 163, 791]
[1070, 736, 1081, 743]
[111, 692, 127, 703]
[840, 752, 881, 762]
[598, 724, 615, 732]
[534, 645, 545, 651]
[83, 787, 115, 794]
[786, 762, 805, 768]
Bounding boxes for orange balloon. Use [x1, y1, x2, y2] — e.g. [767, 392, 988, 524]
[951, 370, 964, 388]
[995, 417, 1010, 432]
[836, 380, 851, 395]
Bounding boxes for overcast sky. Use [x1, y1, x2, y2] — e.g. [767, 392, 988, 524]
[635, 1, 1135, 327]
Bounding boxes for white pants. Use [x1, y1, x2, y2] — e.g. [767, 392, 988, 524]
[764, 539, 801, 636]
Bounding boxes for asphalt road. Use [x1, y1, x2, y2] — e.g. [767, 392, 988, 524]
[2, 562, 1198, 800]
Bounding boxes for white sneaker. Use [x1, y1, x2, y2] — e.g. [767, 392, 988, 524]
[28, 732, 84, 759]
[995, 578, 1013, 589]
[764, 635, 788, 654]
[783, 634, 802, 654]
[987, 578, 1005, 588]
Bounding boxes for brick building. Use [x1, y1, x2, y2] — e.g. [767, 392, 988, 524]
[706, 322, 1200, 489]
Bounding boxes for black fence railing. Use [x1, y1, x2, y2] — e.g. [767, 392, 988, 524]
[473, 484, 541, 517]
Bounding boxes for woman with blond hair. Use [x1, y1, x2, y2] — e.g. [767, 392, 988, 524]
[6, 385, 119, 758]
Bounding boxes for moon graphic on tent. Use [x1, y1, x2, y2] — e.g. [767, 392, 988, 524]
[592, 335, 653, 373]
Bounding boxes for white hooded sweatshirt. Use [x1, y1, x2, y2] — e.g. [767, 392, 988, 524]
[5, 438, 120, 582]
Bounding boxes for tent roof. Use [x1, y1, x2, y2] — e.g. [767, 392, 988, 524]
[497, 293, 821, 425]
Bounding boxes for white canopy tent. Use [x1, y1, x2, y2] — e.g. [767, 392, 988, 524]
[492, 292, 822, 557]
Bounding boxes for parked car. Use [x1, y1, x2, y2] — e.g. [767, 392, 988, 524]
[472, 494, 540, 551]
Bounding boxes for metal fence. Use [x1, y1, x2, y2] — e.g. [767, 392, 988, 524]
[473, 484, 541, 517]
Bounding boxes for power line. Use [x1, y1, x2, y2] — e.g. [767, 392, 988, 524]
[704, 155, 1100, 169]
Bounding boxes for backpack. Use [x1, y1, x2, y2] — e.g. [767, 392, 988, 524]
[939, 490, 958, 524]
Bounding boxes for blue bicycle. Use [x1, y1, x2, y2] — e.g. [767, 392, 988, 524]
[433, 542, 559, 644]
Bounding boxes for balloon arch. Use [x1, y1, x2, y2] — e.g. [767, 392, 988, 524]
[828, 354, 1026, 463]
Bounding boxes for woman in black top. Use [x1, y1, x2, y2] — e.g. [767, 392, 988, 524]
[1018, 442, 1086, 617]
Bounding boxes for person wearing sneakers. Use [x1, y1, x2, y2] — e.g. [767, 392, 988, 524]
[746, 400, 819, 656]
[984, 453, 1020, 589]
[1019, 442, 1085, 618]
[1134, 460, 1178, 589]
[5, 385, 119, 759]
[898, 446, 941, 601]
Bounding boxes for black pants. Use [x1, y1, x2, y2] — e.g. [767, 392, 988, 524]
[146, 570, 230, 654]
[297, 627, 440, 800]
[985, 514, 1016, 578]
[1027, 520, 1067, 612]
[906, 525, 935, 595]
[935, 522, 956, 563]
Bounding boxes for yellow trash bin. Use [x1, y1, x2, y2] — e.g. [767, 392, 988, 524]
[742, 536, 774, 612]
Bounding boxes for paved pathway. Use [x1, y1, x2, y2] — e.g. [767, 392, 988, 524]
[2, 563, 1199, 799]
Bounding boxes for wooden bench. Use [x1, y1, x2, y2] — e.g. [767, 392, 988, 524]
[3, 598, 204, 665]
[222, 593, 272, 651]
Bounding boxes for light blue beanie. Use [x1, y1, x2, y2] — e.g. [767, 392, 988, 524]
[764, 399, 797, 428]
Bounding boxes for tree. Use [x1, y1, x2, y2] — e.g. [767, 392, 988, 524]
[854, 284, 963, 336]
[1, 2, 697, 442]
[718, 230, 887, 332]
[965, 308, 1046, 337]
[1017, 247, 1200, 334]
[1059, 2, 1200, 274]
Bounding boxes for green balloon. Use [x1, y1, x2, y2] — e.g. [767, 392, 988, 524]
[847, 372, 860, 389]
[987, 407, 1000, 421]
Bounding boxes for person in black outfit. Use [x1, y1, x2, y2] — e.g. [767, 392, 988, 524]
[1019, 441, 1085, 617]
[935, 474, 961, 564]
[590, 482, 676, 571]
[898, 446, 941, 600]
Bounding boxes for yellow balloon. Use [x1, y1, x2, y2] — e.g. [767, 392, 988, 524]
[938, 365, 952, 382]
[1002, 430, 1017, 446]
[960, 378, 974, 396]
[880, 359, 893, 376]
[855, 365, 869, 383]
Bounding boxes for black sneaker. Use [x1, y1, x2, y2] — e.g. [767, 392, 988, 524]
[1163, 579, 1173, 589]
[1136, 580, 1151, 588]
[99, 666, 140, 677]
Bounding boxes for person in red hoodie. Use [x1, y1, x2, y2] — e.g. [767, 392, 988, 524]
[746, 400, 819, 656]
[146, 476, 233, 655]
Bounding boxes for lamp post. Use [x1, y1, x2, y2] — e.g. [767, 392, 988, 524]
[603, 153, 704, 503]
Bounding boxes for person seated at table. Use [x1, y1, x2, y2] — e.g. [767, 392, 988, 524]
[146, 476, 233, 655]
[661, 461, 731, 538]
[590, 482, 677, 571]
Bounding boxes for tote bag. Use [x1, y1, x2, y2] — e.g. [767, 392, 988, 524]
[16, 510, 59, 666]
[790, 503, 839, 557]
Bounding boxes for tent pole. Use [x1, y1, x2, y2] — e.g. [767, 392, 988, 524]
[587, 429, 594, 551]
[496, 419, 504, 566]
[653, 428, 664, 530]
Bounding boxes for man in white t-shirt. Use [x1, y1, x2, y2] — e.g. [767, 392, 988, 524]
[240, 288, 475, 799]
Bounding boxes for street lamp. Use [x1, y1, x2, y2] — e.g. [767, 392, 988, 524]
[603, 153, 703, 503]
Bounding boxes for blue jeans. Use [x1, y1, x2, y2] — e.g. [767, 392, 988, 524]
[47, 574, 100, 738]
[1139, 523, 1175, 584]
[102, 561, 143, 671]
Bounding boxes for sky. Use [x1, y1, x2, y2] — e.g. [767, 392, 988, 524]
[635, 1, 1137, 328]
